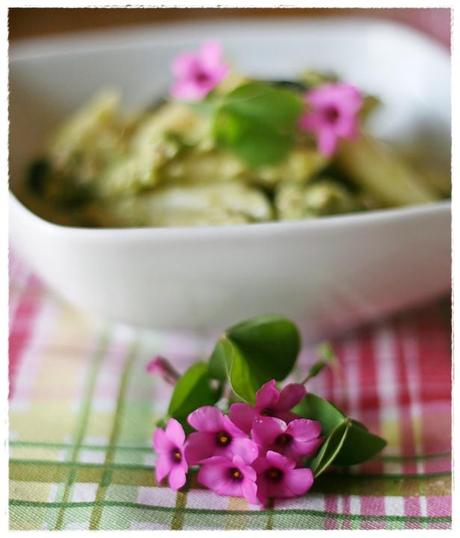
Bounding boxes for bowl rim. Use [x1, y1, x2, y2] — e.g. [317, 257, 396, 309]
[9, 15, 451, 241]
[9, 15, 449, 61]
[9, 191, 451, 241]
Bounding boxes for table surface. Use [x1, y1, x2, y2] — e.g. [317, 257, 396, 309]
[9, 252, 451, 530]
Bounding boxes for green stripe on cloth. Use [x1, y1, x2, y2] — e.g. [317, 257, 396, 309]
[89, 341, 139, 530]
[54, 331, 109, 530]
[9, 500, 451, 523]
[171, 491, 188, 530]
[9, 460, 451, 496]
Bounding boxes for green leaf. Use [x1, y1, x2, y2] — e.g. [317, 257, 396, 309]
[303, 342, 337, 383]
[333, 421, 387, 466]
[213, 82, 304, 167]
[208, 337, 229, 382]
[168, 362, 221, 422]
[296, 395, 386, 467]
[293, 393, 345, 436]
[228, 315, 301, 378]
[208, 315, 301, 403]
[209, 335, 256, 403]
[350, 419, 368, 430]
[310, 419, 351, 477]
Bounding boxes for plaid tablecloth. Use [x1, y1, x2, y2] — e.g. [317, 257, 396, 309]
[9, 253, 452, 530]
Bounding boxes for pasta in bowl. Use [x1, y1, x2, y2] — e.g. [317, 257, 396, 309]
[18, 41, 448, 229]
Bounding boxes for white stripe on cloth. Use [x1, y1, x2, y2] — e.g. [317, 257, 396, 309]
[399, 318, 424, 474]
[373, 324, 402, 469]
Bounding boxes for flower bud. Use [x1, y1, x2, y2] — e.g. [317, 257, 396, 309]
[146, 356, 180, 385]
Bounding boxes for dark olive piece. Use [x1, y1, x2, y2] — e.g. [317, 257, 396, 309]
[27, 158, 51, 195]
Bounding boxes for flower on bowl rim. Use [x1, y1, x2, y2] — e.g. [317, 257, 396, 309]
[170, 40, 229, 101]
[299, 82, 363, 157]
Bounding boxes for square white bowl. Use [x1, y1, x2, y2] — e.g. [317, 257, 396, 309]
[9, 17, 451, 339]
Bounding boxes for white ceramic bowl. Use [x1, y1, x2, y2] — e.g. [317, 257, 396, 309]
[9, 18, 451, 339]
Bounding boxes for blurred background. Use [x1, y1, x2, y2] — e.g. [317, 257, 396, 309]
[9, 7, 450, 49]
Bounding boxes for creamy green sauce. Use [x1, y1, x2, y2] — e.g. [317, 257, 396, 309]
[21, 87, 448, 228]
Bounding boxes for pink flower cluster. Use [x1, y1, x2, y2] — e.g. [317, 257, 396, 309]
[169, 40, 364, 158]
[153, 380, 323, 506]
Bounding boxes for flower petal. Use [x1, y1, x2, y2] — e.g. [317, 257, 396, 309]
[229, 403, 257, 434]
[222, 415, 246, 438]
[232, 437, 259, 465]
[242, 479, 259, 505]
[168, 465, 187, 491]
[184, 431, 215, 465]
[198, 455, 229, 466]
[335, 115, 359, 139]
[171, 52, 199, 78]
[197, 460, 228, 491]
[256, 478, 269, 507]
[265, 450, 296, 471]
[207, 64, 229, 85]
[251, 416, 285, 447]
[298, 110, 323, 133]
[291, 436, 324, 458]
[200, 40, 224, 67]
[276, 410, 301, 423]
[234, 459, 257, 482]
[171, 79, 210, 101]
[253, 455, 269, 474]
[306, 84, 338, 107]
[277, 384, 306, 411]
[188, 406, 224, 432]
[334, 84, 363, 114]
[165, 418, 185, 446]
[282, 467, 314, 497]
[286, 418, 321, 441]
[255, 380, 279, 410]
[317, 127, 338, 157]
[152, 427, 173, 453]
[155, 454, 171, 483]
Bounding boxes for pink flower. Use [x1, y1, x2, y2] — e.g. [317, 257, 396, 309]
[229, 380, 306, 434]
[152, 419, 188, 491]
[299, 82, 363, 157]
[197, 438, 259, 505]
[185, 406, 247, 465]
[171, 40, 229, 101]
[254, 451, 314, 506]
[251, 416, 322, 461]
[146, 356, 179, 385]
